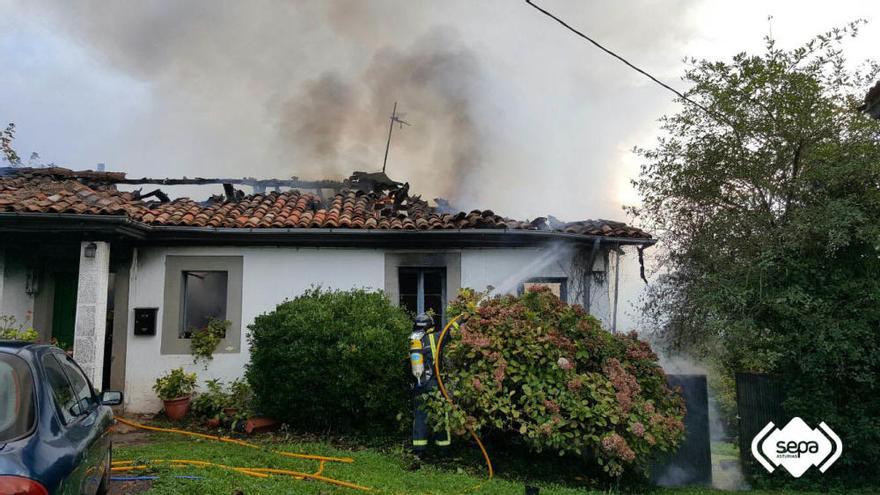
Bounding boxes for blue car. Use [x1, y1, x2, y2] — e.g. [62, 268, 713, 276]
[1, 342, 122, 495]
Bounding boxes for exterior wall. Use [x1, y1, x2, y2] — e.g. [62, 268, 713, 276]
[123, 244, 616, 412]
[461, 247, 613, 326]
[124, 246, 385, 412]
[591, 251, 613, 329]
[461, 247, 569, 294]
[0, 250, 36, 327]
[31, 277, 55, 342]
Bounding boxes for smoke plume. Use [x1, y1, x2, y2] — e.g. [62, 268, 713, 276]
[276, 28, 485, 199]
[18, 1, 488, 206]
[12, 0, 700, 217]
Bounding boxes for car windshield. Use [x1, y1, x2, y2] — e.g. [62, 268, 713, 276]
[0, 353, 35, 443]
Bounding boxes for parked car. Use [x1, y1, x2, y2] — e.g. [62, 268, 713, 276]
[0, 342, 122, 495]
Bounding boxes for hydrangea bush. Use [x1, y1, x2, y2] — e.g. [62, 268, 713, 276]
[425, 286, 685, 477]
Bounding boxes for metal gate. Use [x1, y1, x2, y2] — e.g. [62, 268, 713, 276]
[735, 372, 785, 478]
[653, 374, 712, 486]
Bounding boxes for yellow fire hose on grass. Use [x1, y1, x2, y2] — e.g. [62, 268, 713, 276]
[434, 314, 495, 489]
[112, 315, 491, 493]
[112, 417, 372, 491]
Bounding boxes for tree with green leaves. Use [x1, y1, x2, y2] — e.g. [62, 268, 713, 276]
[1, 123, 21, 166]
[631, 23, 880, 488]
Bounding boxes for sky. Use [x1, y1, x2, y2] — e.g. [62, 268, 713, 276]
[2, 0, 878, 330]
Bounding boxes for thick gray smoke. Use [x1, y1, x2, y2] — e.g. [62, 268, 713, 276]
[13, 0, 700, 218]
[20, 1, 488, 206]
[277, 28, 484, 198]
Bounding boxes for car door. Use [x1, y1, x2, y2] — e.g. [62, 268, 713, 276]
[41, 353, 85, 494]
[41, 353, 104, 495]
[54, 353, 106, 495]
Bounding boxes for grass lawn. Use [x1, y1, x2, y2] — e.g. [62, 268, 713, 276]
[111, 428, 841, 495]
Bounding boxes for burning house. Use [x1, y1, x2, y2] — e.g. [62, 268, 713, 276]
[0, 167, 653, 412]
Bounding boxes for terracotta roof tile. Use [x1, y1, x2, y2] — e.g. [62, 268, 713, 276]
[0, 167, 652, 240]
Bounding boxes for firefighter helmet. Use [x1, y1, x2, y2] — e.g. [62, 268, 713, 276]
[413, 313, 435, 331]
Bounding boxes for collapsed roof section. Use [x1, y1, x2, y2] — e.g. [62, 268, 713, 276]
[0, 167, 652, 245]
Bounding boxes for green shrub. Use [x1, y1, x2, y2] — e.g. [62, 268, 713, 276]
[227, 378, 253, 411]
[191, 318, 230, 368]
[191, 379, 228, 420]
[425, 287, 685, 478]
[0, 315, 38, 342]
[191, 378, 254, 428]
[246, 288, 412, 433]
[153, 368, 198, 401]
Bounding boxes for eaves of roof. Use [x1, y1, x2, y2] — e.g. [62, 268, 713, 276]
[0, 212, 656, 249]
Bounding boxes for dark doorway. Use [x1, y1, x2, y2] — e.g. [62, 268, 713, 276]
[51, 272, 78, 351]
[102, 272, 116, 390]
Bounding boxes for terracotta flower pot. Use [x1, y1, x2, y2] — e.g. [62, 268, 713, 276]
[163, 396, 191, 421]
[206, 417, 221, 428]
[244, 417, 278, 435]
[223, 407, 240, 417]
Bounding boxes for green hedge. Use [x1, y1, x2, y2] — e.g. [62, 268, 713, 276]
[246, 288, 412, 433]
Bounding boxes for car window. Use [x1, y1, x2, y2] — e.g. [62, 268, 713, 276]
[0, 354, 36, 443]
[56, 355, 96, 413]
[41, 354, 78, 424]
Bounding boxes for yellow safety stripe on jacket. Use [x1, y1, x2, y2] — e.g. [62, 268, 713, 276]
[412, 439, 428, 446]
[428, 332, 438, 361]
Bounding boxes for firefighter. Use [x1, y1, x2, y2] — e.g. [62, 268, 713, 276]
[409, 312, 451, 454]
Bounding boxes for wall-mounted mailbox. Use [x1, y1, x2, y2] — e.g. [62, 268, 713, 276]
[133, 307, 158, 336]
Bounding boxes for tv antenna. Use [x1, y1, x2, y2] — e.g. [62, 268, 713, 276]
[382, 101, 411, 174]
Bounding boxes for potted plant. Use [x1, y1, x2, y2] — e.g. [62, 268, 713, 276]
[190, 378, 227, 427]
[222, 378, 252, 419]
[152, 368, 198, 421]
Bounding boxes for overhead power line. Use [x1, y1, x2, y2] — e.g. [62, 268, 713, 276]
[523, 0, 719, 121]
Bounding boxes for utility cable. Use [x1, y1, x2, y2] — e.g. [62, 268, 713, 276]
[524, 0, 745, 133]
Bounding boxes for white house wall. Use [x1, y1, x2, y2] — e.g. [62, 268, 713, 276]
[123, 245, 614, 412]
[0, 250, 35, 327]
[461, 247, 612, 326]
[124, 246, 386, 413]
[461, 247, 568, 294]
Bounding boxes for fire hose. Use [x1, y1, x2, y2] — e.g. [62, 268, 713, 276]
[112, 316, 491, 493]
[112, 417, 371, 491]
[434, 314, 495, 487]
